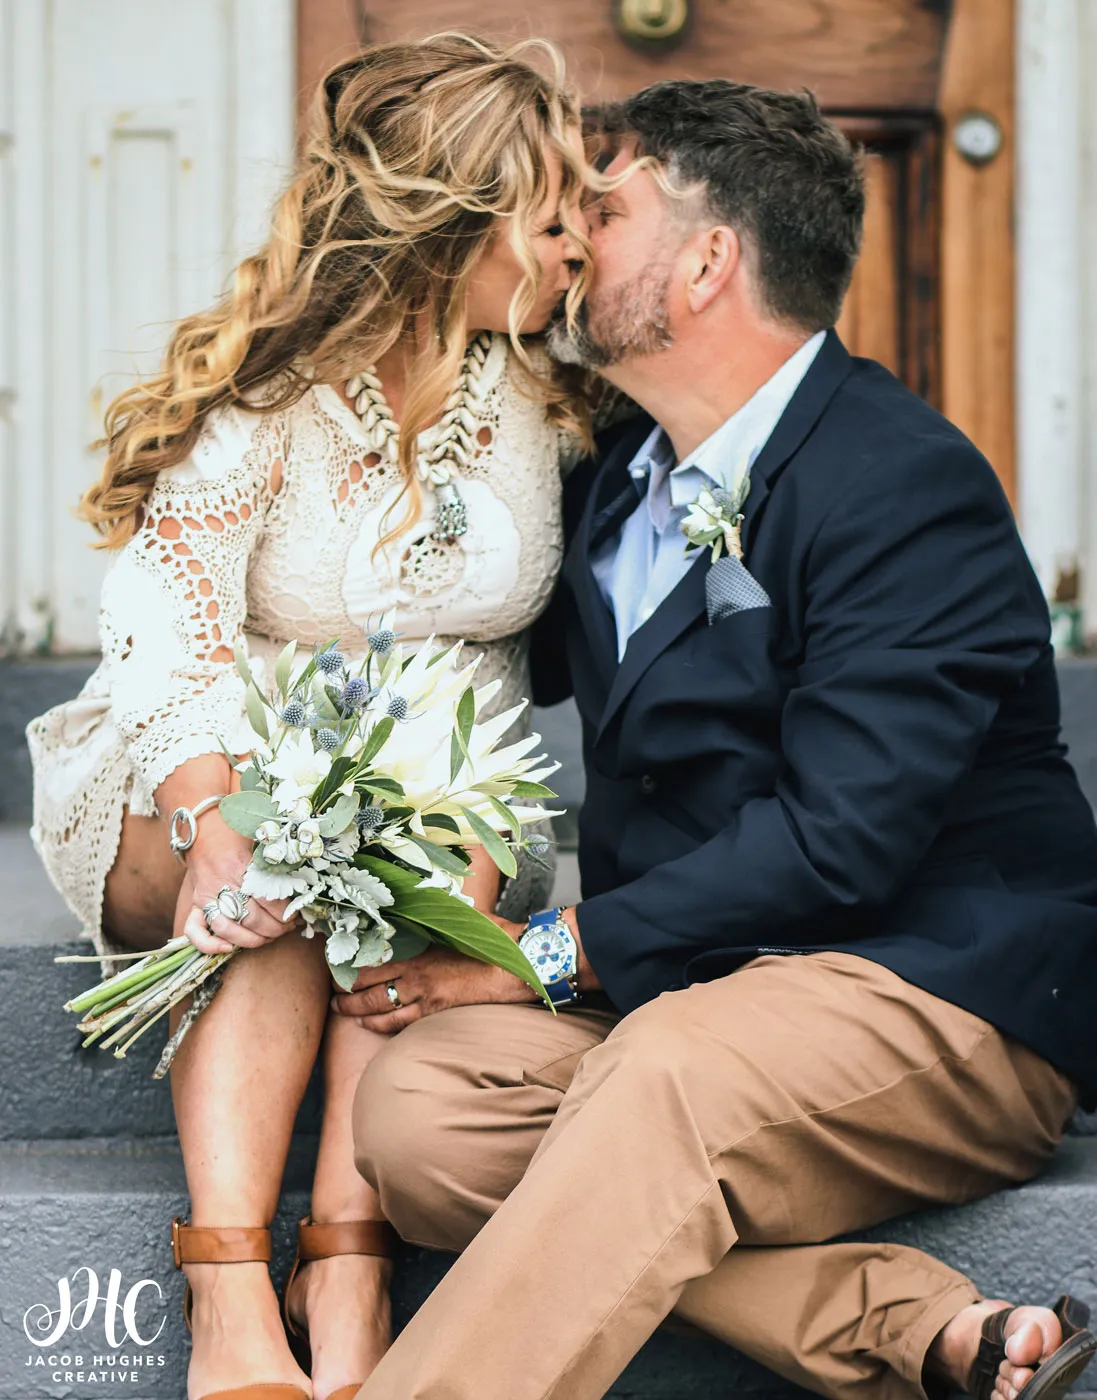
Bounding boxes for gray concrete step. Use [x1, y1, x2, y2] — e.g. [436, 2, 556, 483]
[2, 1133, 1095, 1399]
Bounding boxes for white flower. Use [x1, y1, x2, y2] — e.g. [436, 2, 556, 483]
[417, 868, 474, 906]
[265, 731, 332, 813]
[680, 481, 749, 563]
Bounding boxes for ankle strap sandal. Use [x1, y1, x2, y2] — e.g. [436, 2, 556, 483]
[968, 1295, 1097, 1400]
[171, 1216, 308, 1400]
[283, 1213, 397, 1400]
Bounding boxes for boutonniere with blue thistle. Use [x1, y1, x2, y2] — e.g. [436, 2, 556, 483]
[681, 478, 750, 563]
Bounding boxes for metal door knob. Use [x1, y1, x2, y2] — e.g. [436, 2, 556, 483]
[615, 0, 690, 50]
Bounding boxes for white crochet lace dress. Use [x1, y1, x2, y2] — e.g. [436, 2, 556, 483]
[28, 336, 575, 970]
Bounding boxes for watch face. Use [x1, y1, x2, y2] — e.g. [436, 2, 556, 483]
[522, 924, 573, 983]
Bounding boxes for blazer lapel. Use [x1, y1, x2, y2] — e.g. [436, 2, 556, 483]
[596, 549, 708, 743]
[592, 331, 854, 744]
[739, 329, 853, 554]
[562, 416, 655, 682]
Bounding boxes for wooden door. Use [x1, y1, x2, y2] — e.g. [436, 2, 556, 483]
[297, 0, 1015, 499]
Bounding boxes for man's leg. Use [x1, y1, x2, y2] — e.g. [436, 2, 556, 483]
[354, 952, 1077, 1400]
[351, 1000, 619, 1250]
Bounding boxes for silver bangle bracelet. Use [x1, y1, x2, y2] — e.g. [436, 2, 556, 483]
[168, 795, 227, 862]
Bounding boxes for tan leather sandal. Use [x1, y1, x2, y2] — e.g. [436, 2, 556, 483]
[283, 1214, 397, 1400]
[171, 1216, 309, 1400]
[967, 1295, 1097, 1400]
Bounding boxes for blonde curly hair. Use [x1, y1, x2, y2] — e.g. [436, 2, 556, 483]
[79, 32, 593, 549]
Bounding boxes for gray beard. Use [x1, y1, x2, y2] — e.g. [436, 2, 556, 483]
[547, 263, 674, 369]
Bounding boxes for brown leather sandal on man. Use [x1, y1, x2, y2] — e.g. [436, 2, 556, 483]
[171, 1216, 309, 1400]
[282, 1213, 397, 1400]
[967, 1295, 1097, 1400]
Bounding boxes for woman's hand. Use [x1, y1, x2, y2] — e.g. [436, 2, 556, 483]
[329, 936, 537, 1034]
[179, 813, 302, 954]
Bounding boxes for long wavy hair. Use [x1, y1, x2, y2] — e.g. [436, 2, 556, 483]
[79, 33, 593, 549]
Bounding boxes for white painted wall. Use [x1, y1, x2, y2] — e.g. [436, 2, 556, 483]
[0, 0, 295, 654]
[1016, 0, 1097, 636]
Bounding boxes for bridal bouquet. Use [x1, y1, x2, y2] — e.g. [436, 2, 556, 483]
[59, 626, 559, 1077]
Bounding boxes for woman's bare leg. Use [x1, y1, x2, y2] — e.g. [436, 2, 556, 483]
[168, 871, 333, 1397]
[287, 1010, 394, 1396]
[101, 811, 184, 949]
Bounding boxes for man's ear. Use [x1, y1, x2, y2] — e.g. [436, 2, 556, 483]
[685, 226, 740, 314]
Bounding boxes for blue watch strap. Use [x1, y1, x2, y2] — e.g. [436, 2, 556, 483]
[524, 908, 578, 1006]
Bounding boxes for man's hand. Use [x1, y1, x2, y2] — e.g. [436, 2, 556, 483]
[329, 936, 538, 1034]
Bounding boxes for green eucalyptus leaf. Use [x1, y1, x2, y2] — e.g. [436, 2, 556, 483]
[508, 779, 559, 800]
[357, 776, 404, 798]
[329, 960, 360, 992]
[405, 834, 471, 877]
[317, 791, 359, 837]
[357, 716, 394, 768]
[450, 731, 465, 786]
[233, 637, 253, 687]
[240, 766, 265, 792]
[245, 683, 270, 742]
[313, 756, 355, 808]
[219, 790, 278, 838]
[460, 805, 518, 880]
[274, 639, 297, 694]
[486, 795, 517, 837]
[422, 813, 461, 834]
[456, 686, 475, 747]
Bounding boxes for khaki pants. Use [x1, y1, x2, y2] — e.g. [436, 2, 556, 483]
[351, 952, 1077, 1400]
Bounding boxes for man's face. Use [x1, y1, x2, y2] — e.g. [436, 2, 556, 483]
[548, 146, 682, 370]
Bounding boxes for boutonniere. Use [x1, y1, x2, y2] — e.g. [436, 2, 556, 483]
[681, 480, 750, 563]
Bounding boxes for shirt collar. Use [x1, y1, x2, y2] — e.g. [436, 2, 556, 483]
[626, 330, 827, 510]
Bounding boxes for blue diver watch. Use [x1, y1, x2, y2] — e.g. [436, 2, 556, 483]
[519, 907, 580, 1008]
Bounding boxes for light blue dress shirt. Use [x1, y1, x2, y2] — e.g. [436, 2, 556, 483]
[591, 331, 826, 660]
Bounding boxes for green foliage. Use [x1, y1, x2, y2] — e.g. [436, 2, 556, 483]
[460, 805, 517, 879]
[219, 791, 278, 838]
[317, 791, 359, 837]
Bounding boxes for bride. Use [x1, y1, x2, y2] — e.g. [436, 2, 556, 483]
[27, 33, 597, 1400]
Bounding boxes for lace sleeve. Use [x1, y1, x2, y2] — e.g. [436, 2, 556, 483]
[98, 406, 283, 805]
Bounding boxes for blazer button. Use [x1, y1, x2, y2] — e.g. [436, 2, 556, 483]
[640, 774, 657, 794]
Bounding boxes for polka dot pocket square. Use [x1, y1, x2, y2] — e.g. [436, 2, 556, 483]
[705, 554, 772, 625]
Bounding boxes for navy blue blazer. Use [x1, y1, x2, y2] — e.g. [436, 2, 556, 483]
[532, 331, 1097, 1101]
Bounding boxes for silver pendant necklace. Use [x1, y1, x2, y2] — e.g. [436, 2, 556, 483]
[345, 332, 492, 542]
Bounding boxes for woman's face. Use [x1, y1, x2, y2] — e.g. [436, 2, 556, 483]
[465, 134, 589, 335]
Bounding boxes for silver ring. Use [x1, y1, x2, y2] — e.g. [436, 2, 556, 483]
[202, 901, 220, 931]
[385, 982, 402, 1008]
[215, 885, 250, 923]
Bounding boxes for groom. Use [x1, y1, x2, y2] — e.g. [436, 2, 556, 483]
[338, 81, 1097, 1400]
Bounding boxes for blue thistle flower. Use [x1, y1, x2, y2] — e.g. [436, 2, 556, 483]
[525, 832, 551, 858]
[316, 727, 340, 752]
[339, 676, 369, 713]
[356, 805, 385, 832]
[367, 627, 396, 655]
[317, 647, 346, 675]
[281, 699, 307, 727]
[386, 694, 410, 722]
